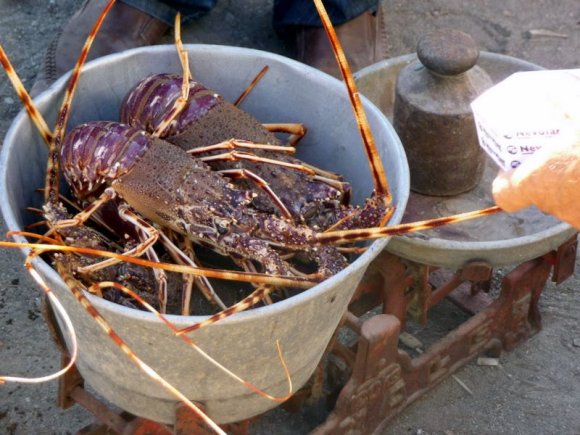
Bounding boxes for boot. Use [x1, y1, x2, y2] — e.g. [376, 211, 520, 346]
[295, 7, 387, 79]
[31, 0, 168, 97]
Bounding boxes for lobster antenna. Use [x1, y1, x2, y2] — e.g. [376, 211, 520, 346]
[315, 205, 502, 244]
[0, 46, 54, 146]
[152, 12, 191, 137]
[311, 1, 506, 239]
[1, 253, 79, 385]
[177, 285, 274, 335]
[0, 0, 116, 385]
[234, 65, 269, 106]
[313, 0, 391, 201]
[0, 0, 112, 388]
[0, 240, 318, 288]
[45, 0, 118, 205]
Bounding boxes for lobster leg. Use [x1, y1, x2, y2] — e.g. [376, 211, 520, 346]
[219, 168, 293, 219]
[25, 220, 50, 231]
[50, 188, 116, 230]
[78, 204, 159, 273]
[176, 237, 211, 314]
[199, 150, 317, 174]
[158, 231, 228, 311]
[301, 163, 344, 181]
[181, 263, 195, 315]
[312, 174, 350, 190]
[262, 123, 307, 146]
[187, 138, 296, 155]
[49, 196, 172, 313]
[188, 139, 331, 219]
[34, 188, 121, 236]
[117, 205, 169, 313]
[323, 194, 395, 232]
[50, 191, 172, 314]
[239, 260, 275, 305]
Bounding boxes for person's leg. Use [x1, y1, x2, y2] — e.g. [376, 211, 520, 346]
[122, 0, 217, 26]
[273, 0, 385, 78]
[273, 0, 378, 29]
[31, 0, 217, 97]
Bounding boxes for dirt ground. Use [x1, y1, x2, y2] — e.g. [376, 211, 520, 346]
[0, 0, 579, 434]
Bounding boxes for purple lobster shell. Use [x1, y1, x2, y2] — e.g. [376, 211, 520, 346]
[61, 121, 152, 202]
[120, 73, 220, 138]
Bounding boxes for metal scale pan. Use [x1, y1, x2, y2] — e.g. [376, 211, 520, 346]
[355, 52, 576, 269]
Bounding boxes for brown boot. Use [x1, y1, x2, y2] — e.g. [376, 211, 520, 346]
[295, 7, 387, 79]
[30, 0, 168, 97]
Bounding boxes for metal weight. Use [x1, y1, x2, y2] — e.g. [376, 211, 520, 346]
[393, 30, 493, 195]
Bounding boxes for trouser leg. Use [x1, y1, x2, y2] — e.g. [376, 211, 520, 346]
[120, 0, 218, 26]
[272, 0, 380, 31]
[121, 0, 380, 29]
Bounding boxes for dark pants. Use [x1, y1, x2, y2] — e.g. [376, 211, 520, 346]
[121, 0, 379, 29]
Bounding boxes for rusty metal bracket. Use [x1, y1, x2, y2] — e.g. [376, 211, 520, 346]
[53, 364, 252, 435]
[52, 356, 254, 434]
[551, 233, 578, 284]
[349, 251, 414, 325]
[174, 403, 252, 435]
[57, 357, 84, 410]
[313, 247, 568, 434]
[313, 315, 404, 434]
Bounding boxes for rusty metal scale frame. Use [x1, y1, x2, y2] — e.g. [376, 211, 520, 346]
[43, 232, 577, 434]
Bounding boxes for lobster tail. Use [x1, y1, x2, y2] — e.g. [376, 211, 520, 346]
[61, 121, 152, 201]
[121, 73, 221, 138]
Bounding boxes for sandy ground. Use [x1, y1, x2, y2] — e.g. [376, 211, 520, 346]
[0, 0, 579, 434]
